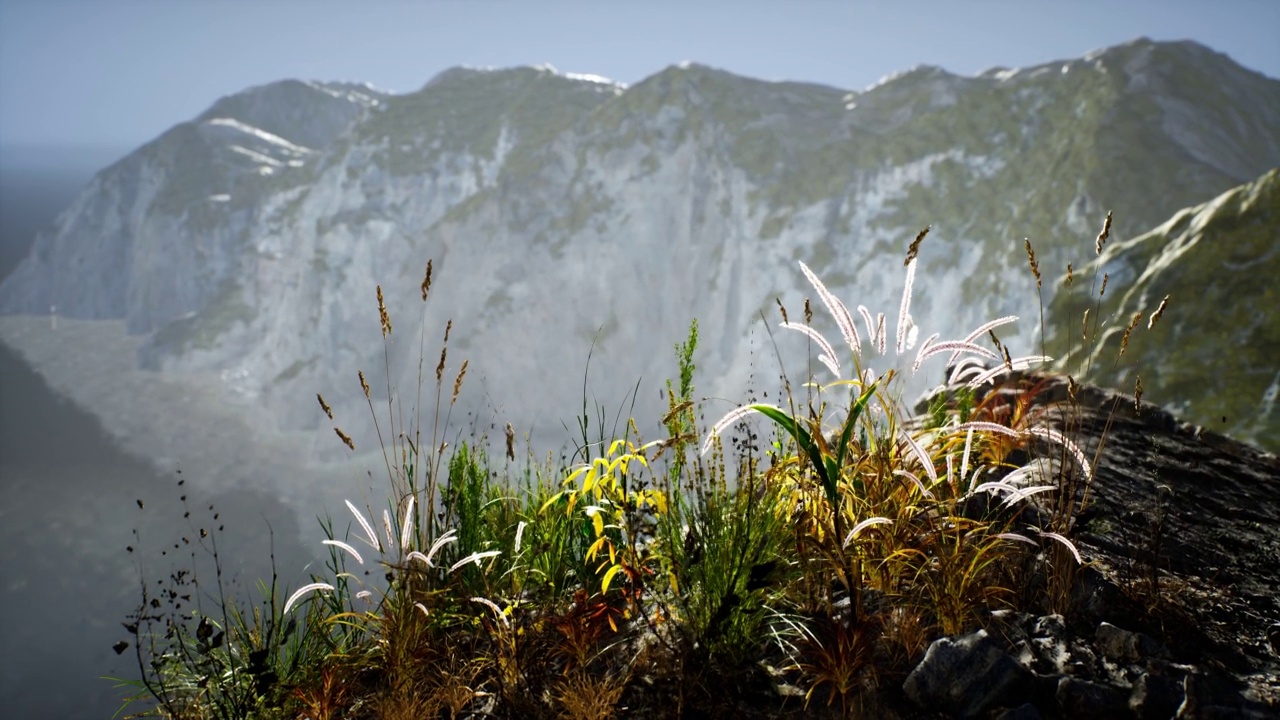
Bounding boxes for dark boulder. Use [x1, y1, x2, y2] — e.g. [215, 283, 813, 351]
[903, 629, 1032, 718]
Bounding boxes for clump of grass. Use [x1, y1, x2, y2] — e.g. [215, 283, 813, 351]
[112, 484, 316, 720]
[120, 210, 1162, 717]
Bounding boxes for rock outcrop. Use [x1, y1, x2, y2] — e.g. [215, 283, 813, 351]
[1050, 167, 1280, 452]
[902, 370, 1280, 718]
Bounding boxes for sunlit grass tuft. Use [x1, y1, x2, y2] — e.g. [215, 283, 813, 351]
[118, 209, 1160, 717]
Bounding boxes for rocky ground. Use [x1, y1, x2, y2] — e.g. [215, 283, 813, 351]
[890, 371, 1280, 719]
[563, 371, 1280, 719]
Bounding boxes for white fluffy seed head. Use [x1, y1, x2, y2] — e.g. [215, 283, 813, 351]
[283, 582, 335, 615]
[702, 404, 769, 455]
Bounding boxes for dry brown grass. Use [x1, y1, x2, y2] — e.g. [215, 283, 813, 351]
[549, 669, 630, 720]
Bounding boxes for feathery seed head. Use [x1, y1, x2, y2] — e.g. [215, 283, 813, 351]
[1099, 273, 1109, 297]
[400, 495, 416, 551]
[1119, 312, 1143, 357]
[1040, 531, 1083, 565]
[897, 258, 917, 355]
[1148, 295, 1169, 329]
[436, 346, 447, 384]
[1065, 263, 1074, 287]
[843, 517, 894, 548]
[283, 582, 335, 615]
[803, 298, 813, 325]
[1025, 239, 1041, 289]
[776, 298, 789, 324]
[1134, 376, 1144, 413]
[451, 551, 501, 574]
[376, 285, 392, 337]
[345, 499, 381, 551]
[505, 422, 516, 461]
[911, 332, 940, 374]
[858, 305, 875, 344]
[317, 393, 333, 420]
[514, 521, 527, 554]
[382, 509, 395, 551]
[443, 318, 452, 344]
[798, 261, 861, 357]
[421, 259, 433, 302]
[322, 539, 365, 566]
[421, 529, 458, 567]
[335, 427, 355, 451]
[782, 321, 841, 378]
[452, 360, 468, 405]
[702, 404, 769, 455]
[471, 596, 510, 628]
[905, 225, 930, 266]
[900, 427, 937, 483]
[359, 370, 370, 399]
[1096, 211, 1112, 254]
[963, 355, 1050, 388]
[946, 315, 1017, 368]
[915, 340, 999, 375]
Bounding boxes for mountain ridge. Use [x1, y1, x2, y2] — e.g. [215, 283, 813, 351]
[1052, 167, 1279, 451]
[1, 37, 1277, 458]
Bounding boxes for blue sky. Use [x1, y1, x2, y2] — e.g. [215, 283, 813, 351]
[1, 0, 1277, 151]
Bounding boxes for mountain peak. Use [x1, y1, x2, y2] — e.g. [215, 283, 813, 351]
[421, 64, 625, 94]
[864, 64, 955, 92]
[195, 78, 384, 150]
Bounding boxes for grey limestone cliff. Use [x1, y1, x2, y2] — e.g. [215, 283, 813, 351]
[2, 38, 1277, 459]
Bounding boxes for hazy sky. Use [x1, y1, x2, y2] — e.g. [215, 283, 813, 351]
[1, 0, 1277, 151]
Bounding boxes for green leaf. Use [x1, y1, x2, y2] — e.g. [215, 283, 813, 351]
[749, 404, 830, 494]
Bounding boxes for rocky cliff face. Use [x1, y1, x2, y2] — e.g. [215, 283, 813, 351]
[1, 39, 1277, 455]
[0, 79, 385, 330]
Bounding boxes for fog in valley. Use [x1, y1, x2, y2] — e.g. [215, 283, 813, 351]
[0, 154, 338, 718]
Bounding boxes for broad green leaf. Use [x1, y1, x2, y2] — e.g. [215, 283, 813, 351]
[749, 404, 828, 492]
[835, 381, 879, 471]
